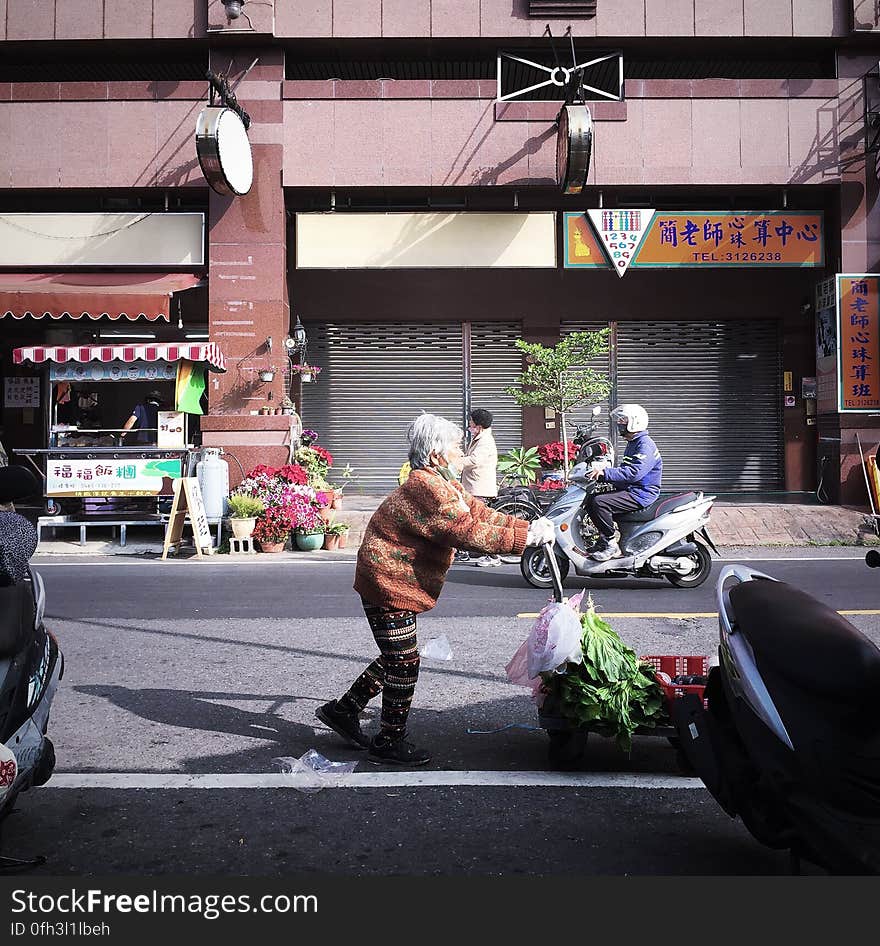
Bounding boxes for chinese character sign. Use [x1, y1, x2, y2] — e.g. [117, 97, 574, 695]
[46, 458, 182, 497]
[838, 275, 880, 412]
[633, 213, 823, 267]
[565, 212, 825, 269]
[4, 377, 40, 408]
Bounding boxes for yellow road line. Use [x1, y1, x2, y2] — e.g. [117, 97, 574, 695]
[516, 610, 880, 619]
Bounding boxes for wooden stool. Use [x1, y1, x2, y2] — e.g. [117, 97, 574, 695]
[229, 536, 256, 555]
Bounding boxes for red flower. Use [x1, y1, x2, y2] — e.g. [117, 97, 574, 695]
[277, 463, 308, 485]
[247, 463, 278, 478]
[537, 441, 577, 469]
[538, 479, 565, 491]
[311, 445, 334, 467]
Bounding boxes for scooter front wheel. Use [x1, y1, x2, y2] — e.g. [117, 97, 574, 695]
[666, 542, 712, 588]
[520, 545, 570, 589]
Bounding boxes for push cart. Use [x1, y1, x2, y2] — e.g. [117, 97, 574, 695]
[535, 544, 709, 769]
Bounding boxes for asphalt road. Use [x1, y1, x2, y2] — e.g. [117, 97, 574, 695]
[3, 551, 877, 878]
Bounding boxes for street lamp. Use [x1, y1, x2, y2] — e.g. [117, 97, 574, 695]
[222, 0, 244, 18]
[290, 316, 308, 351]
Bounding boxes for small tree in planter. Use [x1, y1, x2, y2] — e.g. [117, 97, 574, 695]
[505, 330, 611, 481]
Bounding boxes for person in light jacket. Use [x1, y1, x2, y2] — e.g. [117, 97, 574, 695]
[456, 408, 501, 566]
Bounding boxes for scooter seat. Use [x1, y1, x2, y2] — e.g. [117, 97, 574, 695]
[729, 579, 880, 701]
[0, 582, 33, 659]
[616, 491, 701, 523]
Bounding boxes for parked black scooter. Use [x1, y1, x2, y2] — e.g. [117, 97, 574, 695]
[0, 466, 64, 873]
[673, 563, 880, 874]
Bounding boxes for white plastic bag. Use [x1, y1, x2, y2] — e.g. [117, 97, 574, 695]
[525, 596, 585, 679]
[420, 634, 453, 661]
[272, 750, 358, 794]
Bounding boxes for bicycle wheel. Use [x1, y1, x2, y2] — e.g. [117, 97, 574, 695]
[491, 498, 541, 522]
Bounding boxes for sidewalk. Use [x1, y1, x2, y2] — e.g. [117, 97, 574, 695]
[27, 493, 880, 557]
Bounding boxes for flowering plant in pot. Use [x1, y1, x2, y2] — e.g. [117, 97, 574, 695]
[226, 494, 264, 540]
[323, 519, 350, 551]
[291, 363, 321, 383]
[537, 440, 578, 471]
[294, 443, 334, 493]
[252, 504, 294, 552]
[290, 496, 326, 551]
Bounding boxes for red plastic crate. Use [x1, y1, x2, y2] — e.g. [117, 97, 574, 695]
[640, 654, 709, 710]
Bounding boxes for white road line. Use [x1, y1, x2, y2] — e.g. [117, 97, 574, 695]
[45, 771, 702, 790]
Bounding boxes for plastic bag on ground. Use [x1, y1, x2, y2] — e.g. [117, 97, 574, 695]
[420, 634, 453, 661]
[272, 750, 358, 794]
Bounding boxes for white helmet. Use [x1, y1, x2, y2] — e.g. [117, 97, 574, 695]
[610, 404, 649, 433]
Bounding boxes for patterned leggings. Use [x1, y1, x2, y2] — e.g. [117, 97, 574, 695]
[340, 601, 420, 737]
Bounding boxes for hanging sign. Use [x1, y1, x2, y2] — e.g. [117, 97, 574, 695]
[815, 275, 838, 414]
[157, 411, 186, 449]
[837, 274, 880, 412]
[46, 458, 182, 497]
[196, 106, 253, 197]
[587, 209, 655, 277]
[556, 104, 593, 196]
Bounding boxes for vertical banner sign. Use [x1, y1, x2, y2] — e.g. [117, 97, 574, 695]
[838, 275, 880, 412]
[587, 209, 655, 277]
[815, 275, 838, 415]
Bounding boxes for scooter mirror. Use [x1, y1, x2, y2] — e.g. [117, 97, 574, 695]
[0, 466, 38, 504]
[866, 549, 880, 568]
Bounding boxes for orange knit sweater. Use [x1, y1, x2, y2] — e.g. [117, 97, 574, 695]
[354, 468, 530, 613]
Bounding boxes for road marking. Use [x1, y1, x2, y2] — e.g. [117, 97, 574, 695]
[517, 610, 880, 618]
[45, 771, 702, 790]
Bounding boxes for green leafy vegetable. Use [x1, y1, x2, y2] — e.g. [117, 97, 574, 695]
[540, 597, 666, 754]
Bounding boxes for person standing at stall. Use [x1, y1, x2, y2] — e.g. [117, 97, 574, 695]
[121, 390, 163, 445]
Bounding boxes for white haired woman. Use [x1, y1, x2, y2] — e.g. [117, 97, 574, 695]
[315, 413, 555, 766]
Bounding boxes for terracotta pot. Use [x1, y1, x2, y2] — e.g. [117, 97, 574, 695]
[230, 517, 256, 540]
[323, 534, 341, 551]
[318, 506, 333, 523]
[331, 495, 343, 510]
[259, 539, 285, 553]
[337, 531, 348, 548]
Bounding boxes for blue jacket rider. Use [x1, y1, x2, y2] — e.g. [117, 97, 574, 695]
[585, 404, 662, 561]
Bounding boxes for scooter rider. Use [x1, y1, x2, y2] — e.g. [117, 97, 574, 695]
[585, 404, 662, 561]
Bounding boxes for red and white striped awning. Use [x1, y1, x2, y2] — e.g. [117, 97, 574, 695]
[13, 342, 227, 373]
[0, 272, 204, 322]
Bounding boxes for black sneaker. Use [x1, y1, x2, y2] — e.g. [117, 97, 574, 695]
[367, 732, 431, 767]
[315, 700, 369, 749]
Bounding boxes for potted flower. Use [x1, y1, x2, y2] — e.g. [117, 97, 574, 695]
[291, 363, 321, 383]
[227, 494, 264, 540]
[328, 463, 356, 508]
[290, 495, 325, 550]
[252, 505, 293, 553]
[323, 519, 350, 551]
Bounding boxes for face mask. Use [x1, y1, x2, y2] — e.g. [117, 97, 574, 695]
[437, 462, 460, 481]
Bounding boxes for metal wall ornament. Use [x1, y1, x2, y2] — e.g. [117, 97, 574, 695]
[557, 104, 592, 195]
[196, 106, 254, 197]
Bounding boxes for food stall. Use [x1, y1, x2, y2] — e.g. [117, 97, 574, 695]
[11, 342, 227, 543]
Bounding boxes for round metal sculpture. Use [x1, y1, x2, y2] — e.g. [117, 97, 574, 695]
[195, 106, 254, 197]
[556, 104, 593, 196]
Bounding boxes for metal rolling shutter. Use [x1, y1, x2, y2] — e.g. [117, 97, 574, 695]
[468, 321, 523, 458]
[300, 322, 464, 493]
[615, 320, 782, 492]
[559, 320, 613, 439]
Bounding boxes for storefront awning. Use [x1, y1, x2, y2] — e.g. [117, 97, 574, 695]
[13, 342, 227, 373]
[0, 272, 204, 322]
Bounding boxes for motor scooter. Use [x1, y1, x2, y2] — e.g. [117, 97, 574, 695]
[0, 466, 64, 873]
[519, 448, 718, 590]
[672, 564, 880, 874]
